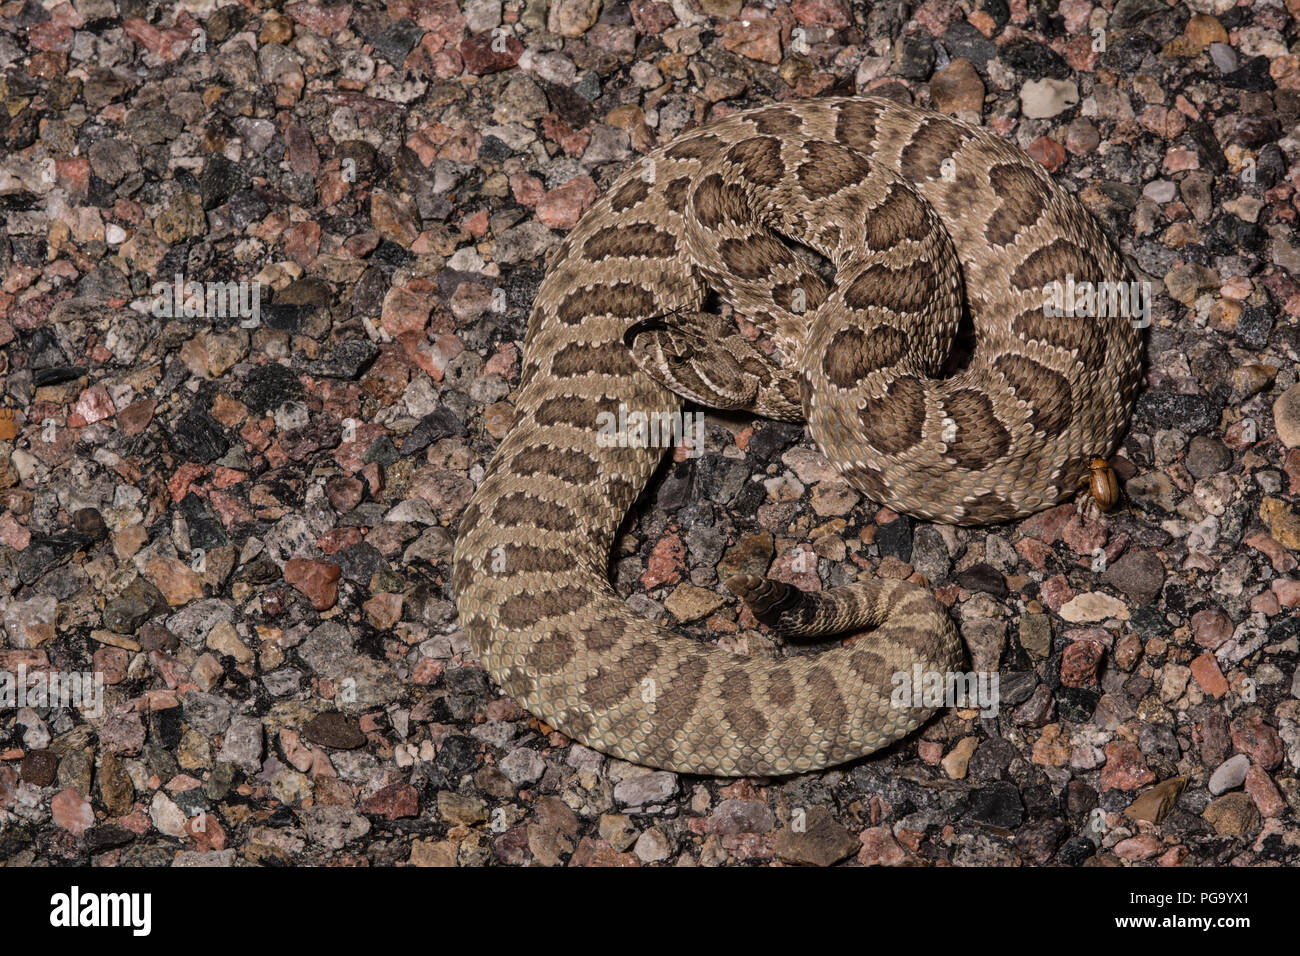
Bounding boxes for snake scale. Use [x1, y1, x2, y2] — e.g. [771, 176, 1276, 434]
[452, 97, 1143, 776]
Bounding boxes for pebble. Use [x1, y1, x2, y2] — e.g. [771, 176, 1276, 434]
[1208, 754, 1250, 795]
[1275, 384, 1300, 448]
[930, 58, 985, 115]
[499, 747, 546, 785]
[1019, 78, 1079, 118]
[1202, 792, 1260, 837]
[1059, 592, 1129, 623]
[614, 771, 678, 807]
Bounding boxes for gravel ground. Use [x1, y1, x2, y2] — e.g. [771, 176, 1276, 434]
[0, 0, 1298, 867]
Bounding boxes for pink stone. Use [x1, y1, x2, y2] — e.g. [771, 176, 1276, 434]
[73, 384, 116, 426]
[588, 23, 637, 55]
[1060, 640, 1105, 687]
[1272, 578, 1300, 607]
[413, 0, 466, 45]
[1189, 653, 1228, 697]
[1230, 715, 1283, 770]
[1245, 765, 1287, 818]
[285, 123, 320, 177]
[721, 18, 783, 64]
[461, 32, 521, 74]
[282, 221, 321, 267]
[29, 21, 73, 52]
[629, 0, 677, 33]
[535, 176, 598, 230]
[0, 512, 30, 550]
[510, 172, 545, 207]
[52, 788, 95, 835]
[284, 558, 341, 611]
[381, 286, 433, 337]
[1028, 135, 1066, 172]
[1020, 503, 1075, 543]
[1115, 833, 1162, 861]
[791, 0, 852, 28]
[1159, 846, 1189, 867]
[1062, 512, 1106, 555]
[1162, 147, 1200, 173]
[122, 16, 194, 62]
[284, 3, 353, 35]
[1039, 574, 1075, 612]
[643, 534, 686, 589]
[1191, 608, 1233, 649]
[361, 783, 420, 820]
[1100, 740, 1155, 791]
[425, 333, 465, 382]
[858, 826, 909, 866]
[483, 344, 518, 380]
[1058, 0, 1092, 33]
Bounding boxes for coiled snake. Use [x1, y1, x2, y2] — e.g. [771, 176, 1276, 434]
[452, 97, 1142, 776]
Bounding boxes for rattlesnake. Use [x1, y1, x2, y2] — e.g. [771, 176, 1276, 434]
[452, 97, 1143, 776]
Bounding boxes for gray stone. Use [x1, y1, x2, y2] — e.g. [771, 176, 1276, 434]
[1208, 753, 1250, 795]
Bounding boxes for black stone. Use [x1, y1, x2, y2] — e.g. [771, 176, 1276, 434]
[748, 422, 803, 462]
[363, 435, 399, 466]
[956, 562, 1008, 597]
[942, 20, 997, 68]
[1102, 31, 1158, 74]
[19, 749, 58, 787]
[980, 0, 1009, 27]
[149, 707, 184, 749]
[1223, 55, 1274, 92]
[1254, 144, 1287, 191]
[164, 409, 229, 464]
[333, 543, 390, 584]
[478, 135, 513, 162]
[260, 302, 313, 332]
[402, 406, 467, 457]
[86, 825, 137, 854]
[178, 494, 227, 552]
[967, 780, 1025, 829]
[371, 239, 413, 269]
[206, 5, 248, 44]
[18, 533, 90, 585]
[31, 366, 87, 387]
[435, 735, 480, 777]
[241, 361, 303, 413]
[895, 36, 936, 80]
[1057, 686, 1100, 723]
[349, 266, 392, 318]
[1110, 0, 1166, 29]
[1133, 391, 1220, 433]
[999, 671, 1038, 707]
[370, 17, 424, 64]
[1000, 36, 1071, 79]
[1056, 834, 1097, 866]
[73, 507, 109, 541]
[876, 515, 913, 562]
[1015, 817, 1068, 862]
[305, 340, 379, 379]
[968, 737, 1017, 781]
[228, 189, 270, 229]
[655, 464, 694, 512]
[303, 711, 367, 750]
